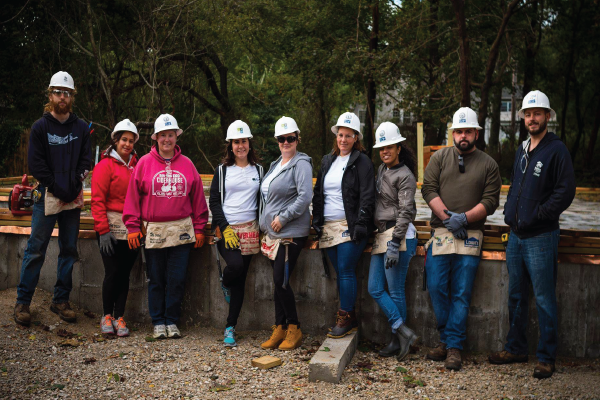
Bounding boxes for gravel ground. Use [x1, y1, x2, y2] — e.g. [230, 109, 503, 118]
[1, 288, 599, 399]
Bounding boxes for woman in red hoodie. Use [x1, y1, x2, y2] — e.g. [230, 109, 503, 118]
[123, 114, 208, 339]
[91, 119, 139, 337]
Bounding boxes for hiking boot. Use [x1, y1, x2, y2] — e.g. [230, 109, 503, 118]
[261, 325, 287, 349]
[379, 334, 401, 357]
[113, 317, 130, 337]
[153, 324, 167, 339]
[396, 323, 418, 362]
[50, 302, 76, 322]
[278, 324, 302, 350]
[14, 303, 31, 327]
[327, 310, 358, 338]
[221, 284, 231, 304]
[166, 324, 181, 338]
[533, 362, 555, 379]
[224, 326, 237, 347]
[427, 342, 447, 361]
[488, 350, 528, 365]
[101, 314, 115, 334]
[445, 348, 462, 371]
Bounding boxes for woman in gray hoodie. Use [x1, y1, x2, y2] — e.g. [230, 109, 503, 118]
[259, 116, 313, 351]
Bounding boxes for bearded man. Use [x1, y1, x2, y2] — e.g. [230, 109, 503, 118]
[14, 71, 91, 326]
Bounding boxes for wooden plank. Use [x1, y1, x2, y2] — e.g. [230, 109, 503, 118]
[447, 122, 453, 146]
[417, 122, 424, 183]
[251, 355, 282, 370]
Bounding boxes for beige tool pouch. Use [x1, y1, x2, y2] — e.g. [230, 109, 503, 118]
[261, 234, 283, 261]
[232, 220, 260, 255]
[424, 227, 483, 257]
[107, 211, 128, 240]
[371, 227, 407, 255]
[44, 189, 84, 216]
[145, 216, 195, 249]
[318, 219, 352, 249]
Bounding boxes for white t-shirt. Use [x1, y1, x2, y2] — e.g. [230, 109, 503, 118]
[223, 165, 261, 225]
[261, 160, 284, 201]
[323, 154, 350, 221]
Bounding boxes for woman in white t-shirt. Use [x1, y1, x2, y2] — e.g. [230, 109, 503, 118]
[209, 120, 263, 348]
[312, 112, 376, 339]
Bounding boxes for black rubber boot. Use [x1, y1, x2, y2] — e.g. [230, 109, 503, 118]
[396, 323, 418, 361]
[378, 333, 401, 357]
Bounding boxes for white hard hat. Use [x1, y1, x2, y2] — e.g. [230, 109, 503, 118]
[518, 90, 556, 119]
[49, 71, 75, 90]
[226, 120, 253, 142]
[152, 114, 183, 140]
[111, 119, 139, 142]
[274, 116, 300, 137]
[372, 122, 406, 148]
[331, 112, 362, 140]
[450, 107, 482, 130]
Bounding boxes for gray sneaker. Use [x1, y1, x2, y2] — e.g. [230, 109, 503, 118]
[101, 315, 115, 334]
[153, 324, 167, 339]
[166, 324, 181, 338]
[112, 317, 130, 337]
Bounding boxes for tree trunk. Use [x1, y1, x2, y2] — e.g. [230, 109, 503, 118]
[519, 0, 542, 144]
[570, 78, 584, 163]
[317, 82, 329, 157]
[584, 100, 600, 165]
[363, 0, 379, 158]
[450, 0, 471, 107]
[489, 84, 502, 161]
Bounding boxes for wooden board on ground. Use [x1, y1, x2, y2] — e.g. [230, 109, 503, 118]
[251, 355, 282, 369]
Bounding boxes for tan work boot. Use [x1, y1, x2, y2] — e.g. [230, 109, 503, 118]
[278, 324, 302, 351]
[14, 304, 31, 326]
[426, 342, 447, 361]
[50, 302, 76, 322]
[445, 348, 462, 371]
[533, 362, 555, 379]
[260, 325, 287, 349]
[488, 350, 529, 364]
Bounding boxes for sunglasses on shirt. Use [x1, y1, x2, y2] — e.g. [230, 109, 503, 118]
[277, 136, 297, 144]
[51, 89, 73, 98]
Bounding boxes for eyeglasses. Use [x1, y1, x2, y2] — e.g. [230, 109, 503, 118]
[458, 155, 465, 173]
[51, 89, 72, 98]
[277, 136, 297, 144]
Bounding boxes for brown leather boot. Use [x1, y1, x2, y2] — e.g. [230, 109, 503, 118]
[489, 350, 529, 364]
[260, 325, 287, 349]
[278, 324, 302, 350]
[50, 302, 76, 322]
[327, 310, 358, 338]
[445, 348, 462, 371]
[14, 304, 31, 326]
[533, 362, 555, 379]
[426, 342, 447, 361]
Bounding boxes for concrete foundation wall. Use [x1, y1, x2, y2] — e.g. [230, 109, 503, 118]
[1, 233, 598, 358]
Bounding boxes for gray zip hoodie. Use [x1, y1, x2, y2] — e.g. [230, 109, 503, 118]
[259, 152, 313, 238]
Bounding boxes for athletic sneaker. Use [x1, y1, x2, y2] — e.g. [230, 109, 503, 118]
[224, 326, 237, 347]
[112, 317, 130, 337]
[101, 315, 115, 334]
[166, 324, 181, 338]
[153, 324, 167, 339]
[221, 284, 231, 304]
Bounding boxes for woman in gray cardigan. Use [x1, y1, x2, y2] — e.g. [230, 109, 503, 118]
[259, 116, 313, 351]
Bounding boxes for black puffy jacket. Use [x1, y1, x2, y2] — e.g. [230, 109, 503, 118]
[312, 149, 376, 237]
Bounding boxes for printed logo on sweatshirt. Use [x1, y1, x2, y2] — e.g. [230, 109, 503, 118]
[533, 161, 543, 177]
[47, 133, 79, 145]
[151, 169, 188, 199]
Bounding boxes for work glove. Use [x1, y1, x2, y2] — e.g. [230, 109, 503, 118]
[385, 240, 400, 269]
[452, 226, 468, 240]
[352, 223, 368, 243]
[99, 232, 117, 257]
[127, 232, 143, 250]
[443, 210, 468, 232]
[194, 233, 205, 249]
[222, 226, 239, 249]
[312, 224, 323, 240]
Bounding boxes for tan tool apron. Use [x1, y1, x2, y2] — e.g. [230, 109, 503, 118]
[145, 216, 196, 249]
[106, 211, 128, 240]
[261, 234, 295, 261]
[424, 227, 483, 257]
[44, 189, 84, 216]
[318, 219, 352, 249]
[371, 227, 408, 255]
[231, 220, 260, 255]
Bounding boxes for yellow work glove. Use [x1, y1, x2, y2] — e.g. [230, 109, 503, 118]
[223, 226, 240, 249]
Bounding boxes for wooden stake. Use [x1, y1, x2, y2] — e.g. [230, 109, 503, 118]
[417, 122, 424, 183]
[447, 122, 453, 146]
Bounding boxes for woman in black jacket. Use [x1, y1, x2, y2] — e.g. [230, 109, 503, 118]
[209, 120, 263, 347]
[312, 112, 376, 338]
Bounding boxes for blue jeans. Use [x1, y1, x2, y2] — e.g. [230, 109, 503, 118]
[145, 243, 193, 326]
[17, 186, 81, 305]
[425, 246, 481, 350]
[504, 229, 560, 363]
[326, 238, 368, 312]
[368, 238, 418, 330]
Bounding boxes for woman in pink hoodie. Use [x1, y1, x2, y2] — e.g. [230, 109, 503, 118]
[123, 114, 208, 339]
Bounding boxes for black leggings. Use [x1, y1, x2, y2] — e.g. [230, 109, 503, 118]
[217, 240, 253, 328]
[271, 236, 307, 326]
[98, 235, 139, 318]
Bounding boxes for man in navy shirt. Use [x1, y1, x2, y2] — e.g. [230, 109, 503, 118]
[489, 90, 575, 379]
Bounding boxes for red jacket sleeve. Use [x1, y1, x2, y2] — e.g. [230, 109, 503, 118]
[91, 159, 112, 235]
[189, 162, 209, 234]
[123, 158, 144, 234]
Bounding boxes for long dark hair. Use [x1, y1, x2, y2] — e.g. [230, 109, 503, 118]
[221, 138, 260, 166]
[399, 143, 417, 177]
[102, 131, 125, 155]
